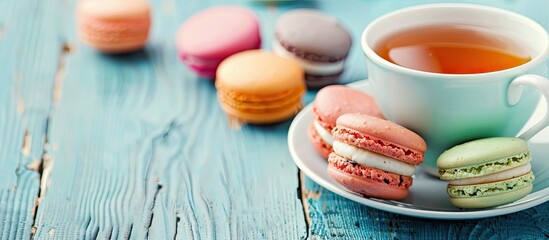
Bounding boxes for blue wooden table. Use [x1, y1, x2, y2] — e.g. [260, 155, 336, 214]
[1, 0, 548, 239]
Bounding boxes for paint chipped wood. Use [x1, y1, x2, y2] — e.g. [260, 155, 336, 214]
[0, 0, 548, 239]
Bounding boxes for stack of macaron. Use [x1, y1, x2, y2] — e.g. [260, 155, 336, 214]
[274, 9, 352, 88]
[437, 137, 535, 208]
[308, 85, 384, 158]
[77, 0, 151, 54]
[215, 50, 305, 124]
[328, 113, 427, 200]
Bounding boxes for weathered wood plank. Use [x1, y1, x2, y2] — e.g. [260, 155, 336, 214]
[29, 0, 307, 239]
[303, 175, 549, 239]
[0, 0, 68, 239]
[1, 0, 549, 239]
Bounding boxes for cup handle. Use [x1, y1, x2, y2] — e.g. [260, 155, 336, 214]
[508, 74, 549, 141]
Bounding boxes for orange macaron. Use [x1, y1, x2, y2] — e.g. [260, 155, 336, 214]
[77, 0, 151, 53]
[215, 50, 306, 124]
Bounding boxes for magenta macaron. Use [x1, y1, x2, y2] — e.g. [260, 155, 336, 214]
[328, 113, 426, 200]
[176, 6, 261, 79]
[308, 85, 384, 159]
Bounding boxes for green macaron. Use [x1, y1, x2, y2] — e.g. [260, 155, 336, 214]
[437, 137, 535, 209]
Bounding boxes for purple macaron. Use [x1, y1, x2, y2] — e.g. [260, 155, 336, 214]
[273, 9, 352, 88]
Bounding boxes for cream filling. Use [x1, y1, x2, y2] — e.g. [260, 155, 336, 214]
[333, 141, 416, 176]
[313, 120, 334, 146]
[449, 163, 532, 186]
[439, 151, 531, 180]
[272, 39, 344, 75]
[447, 172, 534, 198]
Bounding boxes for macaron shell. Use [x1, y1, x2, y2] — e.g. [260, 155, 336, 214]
[79, 27, 149, 53]
[328, 165, 409, 200]
[332, 141, 416, 176]
[437, 137, 529, 169]
[79, 36, 148, 53]
[78, 0, 150, 20]
[304, 72, 342, 89]
[215, 50, 305, 124]
[336, 113, 427, 153]
[217, 87, 304, 124]
[218, 101, 300, 124]
[188, 64, 218, 78]
[192, 68, 217, 79]
[218, 87, 303, 110]
[77, 0, 150, 53]
[332, 126, 425, 165]
[438, 151, 531, 180]
[216, 50, 305, 95]
[450, 184, 532, 209]
[185, 57, 223, 78]
[329, 153, 412, 188]
[449, 162, 531, 186]
[313, 86, 384, 130]
[177, 6, 261, 60]
[275, 9, 351, 60]
[446, 171, 534, 198]
[332, 114, 426, 165]
[307, 125, 332, 159]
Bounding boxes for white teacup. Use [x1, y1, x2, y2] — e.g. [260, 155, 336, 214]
[361, 4, 549, 175]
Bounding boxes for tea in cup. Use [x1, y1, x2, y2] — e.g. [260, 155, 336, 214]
[361, 4, 549, 175]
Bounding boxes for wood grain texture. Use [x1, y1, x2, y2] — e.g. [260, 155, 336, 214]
[303, 175, 549, 239]
[0, 0, 67, 239]
[0, 0, 548, 239]
[26, 0, 307, 239]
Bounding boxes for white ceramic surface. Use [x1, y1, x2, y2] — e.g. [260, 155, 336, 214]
[288, 80, 549, 220]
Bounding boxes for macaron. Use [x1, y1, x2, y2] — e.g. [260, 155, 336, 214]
[328, 113, 426, 200]
[437, 137, 535, 209]
[176, 6, 261, 79]
[308, 85, 384, 159]
[215, 50, 305, 124]
[77, 0, 151, 53]
[274, 9, 352, 88]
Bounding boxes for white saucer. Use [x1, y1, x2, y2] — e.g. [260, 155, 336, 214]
[288, 80, 549, 220]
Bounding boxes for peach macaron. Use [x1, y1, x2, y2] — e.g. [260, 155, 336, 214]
[77, 0, 151, 53]
[215, 50, 306, 124]
[328, 113, 426, 200]
[308, 85, 384, 159]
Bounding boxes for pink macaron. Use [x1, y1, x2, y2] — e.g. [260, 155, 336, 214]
[176, 6, 261, 79]
[328, 113, 426, 200]
[308, 85, 384, 159]
[77, 0, 151, 53]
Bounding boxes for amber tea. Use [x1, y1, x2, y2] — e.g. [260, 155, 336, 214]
[374, 24, 531, 74]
